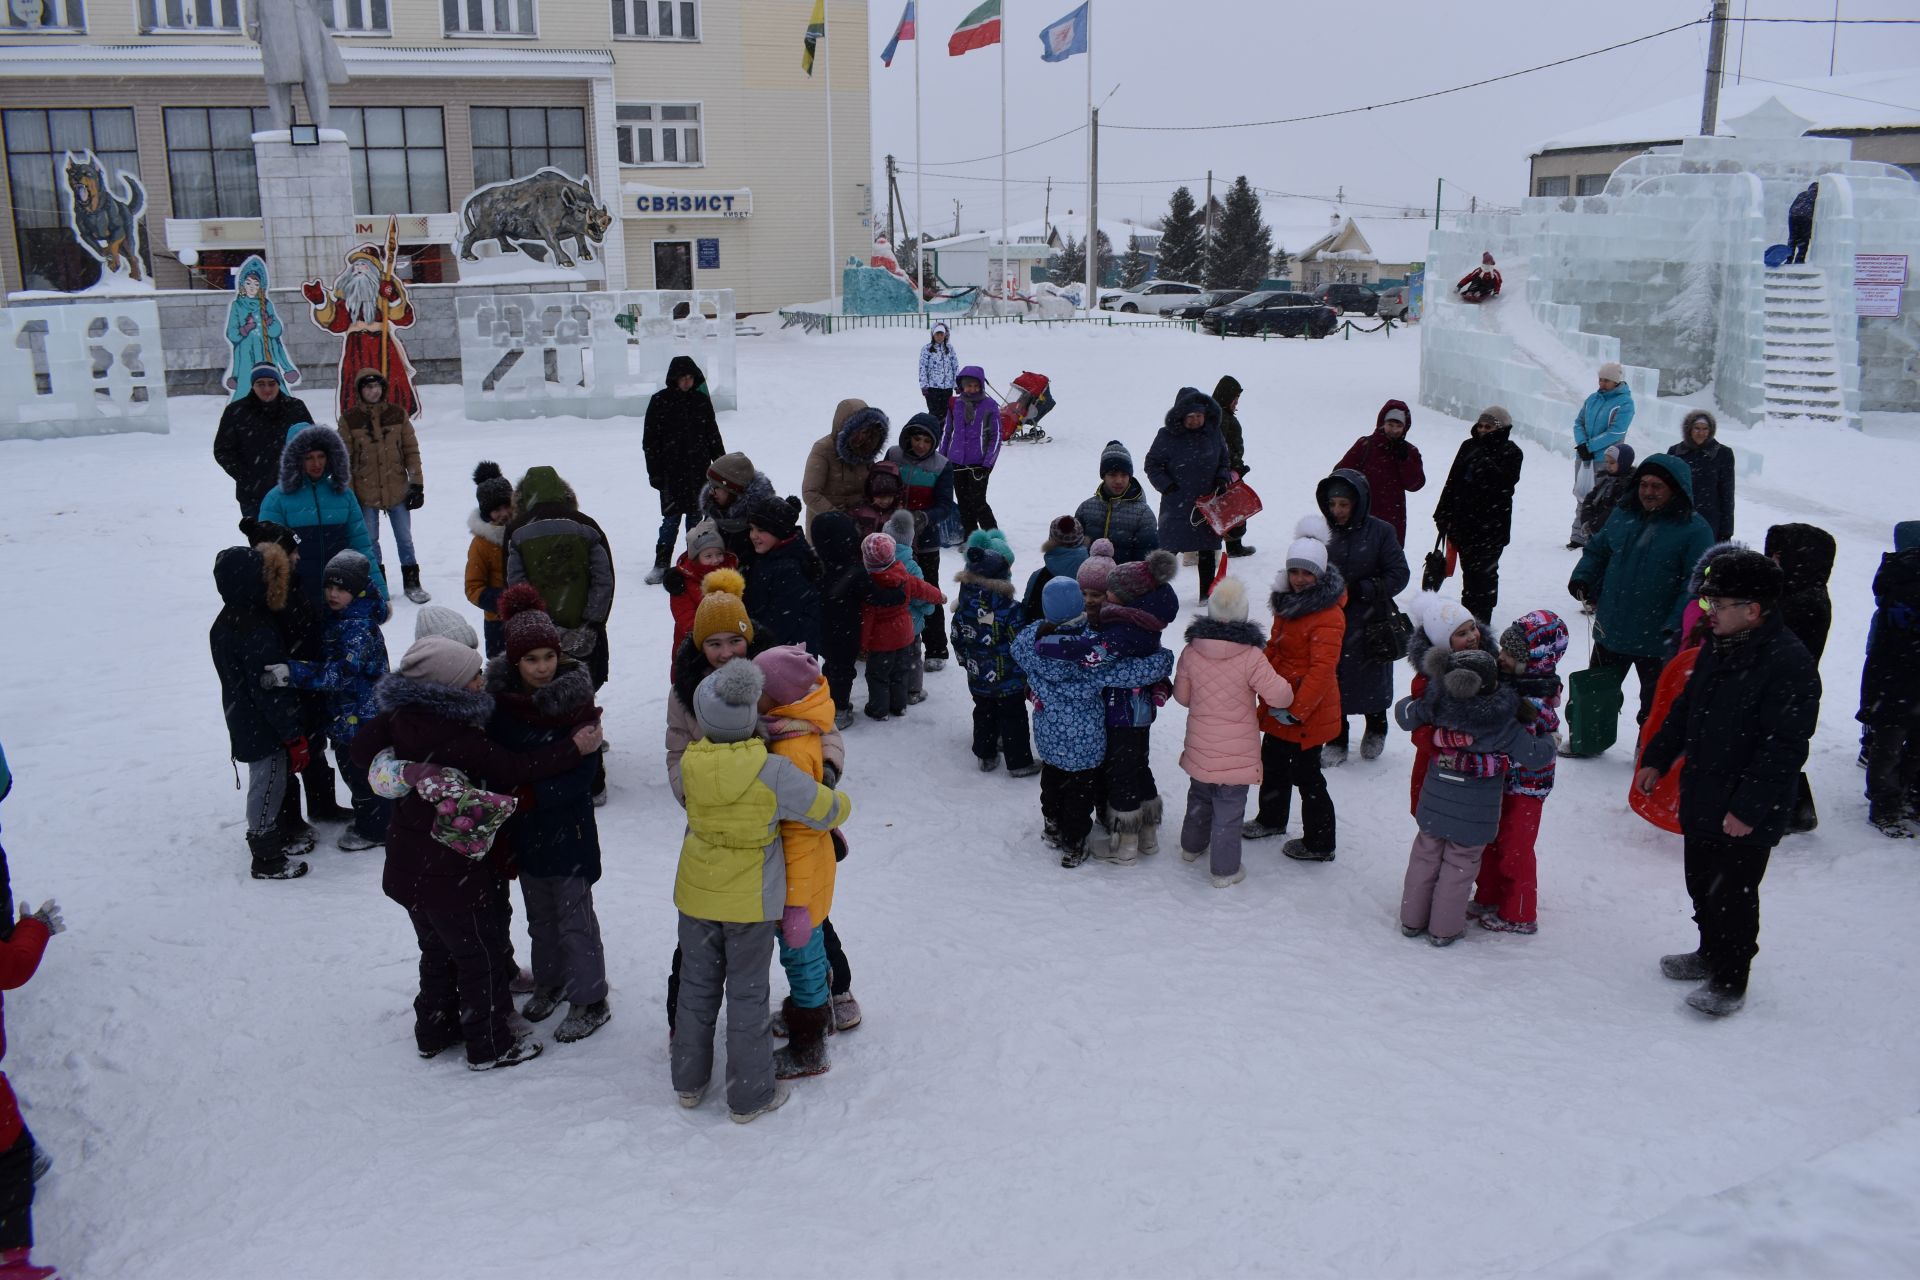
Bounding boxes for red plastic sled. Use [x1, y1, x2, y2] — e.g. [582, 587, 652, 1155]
[1194, 481, 1263, 589]
[1628, 647, 1698, 836]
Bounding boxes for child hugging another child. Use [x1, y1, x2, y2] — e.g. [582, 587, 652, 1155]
[1084, 549, 1179, 864]
[811, 512, 867, 729]
[1394, 634, 1555, 946]
[1402, 592, 1497, 819]
[950, 529, 1035, 775]
[1014, 576, 1175, 868]
[288, 549, 392, 852]
[859, 531, 947, 721]
[1471, 610, 1569, 935]
[662, 521, 739, 676]
[485, 584, 611, 1043]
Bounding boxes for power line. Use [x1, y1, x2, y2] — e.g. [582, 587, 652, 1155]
[1720, 72, 1920, 115]
[913, 122, 1087, 167]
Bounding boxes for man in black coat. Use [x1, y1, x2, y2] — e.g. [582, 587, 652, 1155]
[1431, 404, 1524, 623]
[1766, 521, 1836, 832]
[214, 365, 316, 519]
[1637, 550, 1821, 1018]
[642, 355, 725, 583]
[1858, 522, 1920, 836]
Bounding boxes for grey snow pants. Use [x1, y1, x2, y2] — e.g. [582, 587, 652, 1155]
[521, 875, 608, 1005]
[671, 914, 777, 1114]
[1181, 780, 1249, 878]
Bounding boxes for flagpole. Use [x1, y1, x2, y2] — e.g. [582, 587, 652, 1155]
[914, 1, 925, 314]
[825, 0, 837, 304]
[1084, 3, 1094, 314]
[998, 1, 1007, 303]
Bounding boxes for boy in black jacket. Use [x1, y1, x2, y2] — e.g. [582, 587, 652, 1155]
[810, 511, 868, 729]
[1859, 521, 1920, 837]
[1765, 522, 1836, 832]
[209, 546, 311, 880]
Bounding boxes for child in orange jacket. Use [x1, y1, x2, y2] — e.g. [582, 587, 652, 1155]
[0, 742, 63, 1280]
[858, 532, 946, 720]
[464, 462, 513, 657]
[662, 521, 739, 675]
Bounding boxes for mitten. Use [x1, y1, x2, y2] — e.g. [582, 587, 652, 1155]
[1272, 708, 1298, 725]
[1150, 679, 1173, 708]
[1434, 727, 1476, 750]
[405, 483, 424, 511]
[22, 899, 64, 936]
[781, 905, 812, 950]
[477, 587, 502, 613]
[1575, 444, 1593, 463]
[1567, 580, 1588, 603]
[285, 736, 310, 773]
[261, 663, 290, 689]
[559, 627, 594, 657]
[830, 829, 849, 862]
[300, 279, 326, 304]
[661, 567, 687, 595]
[821, 761, 841, 789]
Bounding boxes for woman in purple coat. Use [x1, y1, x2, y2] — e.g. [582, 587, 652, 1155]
[939, 364, 1002, 534]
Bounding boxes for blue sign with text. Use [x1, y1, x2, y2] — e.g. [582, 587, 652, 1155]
[697, 238, 720, 270]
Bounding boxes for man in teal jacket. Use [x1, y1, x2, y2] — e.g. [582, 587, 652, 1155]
[1568, 361, 1635, 548]
[1564, 453, 1714, 747]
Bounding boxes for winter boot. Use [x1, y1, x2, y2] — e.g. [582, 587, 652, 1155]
[275, 781, 315, 855]
[676, 1082, 708, 1108]
[1320, 741, 1350, 768]
[1241, 819, 1286, 840]
[1099, 808, 1144, 865]
[467, 1031, 543, 1071]
[0, 1247, 58, 1279]
[1181, 844, 1206, 863]
[977, 753, 1000, 773]
[337, 826, 382, 852]
[1196, 551, 1217, 600]
[1400, 924, 1426, 938]
[521, 985, 564, 1023]
[510, 966, 536, 995]
[1007, 762, 1041, 779]
[1210, 867, 1246, 888]
[1059, 839, 1090, 869]
[247, 830, 309, 881]
[1685, 980, 1746, 1017]
[1137, 811, 1160, 856]
[555, 999, 611, 1043]
[401, 563, 431, 604]
[1282, 839, 1334, 862]
[772, 999, 832, 1079]
[1660, 951, 1710, 980]
[302, 761, 353, 823]
[1871, 814, 1914, 839]
[645, 544, 672, 587]
[1428, 931, 1462, 948]
[1360, 724, 1388, 761]
[923, 656, 947, 672]
[1479, 914, 1537, 935]
[830, 989, 862, 1031]
[834, 708, 855, 730]
[1226, 539, 1256, 558]
[729, 1081, 792, 1124]
[1041, 817, 1060, 849]
[1465, 900, 1499, 919]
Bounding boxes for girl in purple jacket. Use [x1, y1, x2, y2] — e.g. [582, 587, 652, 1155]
[939, 365, 1002, 535]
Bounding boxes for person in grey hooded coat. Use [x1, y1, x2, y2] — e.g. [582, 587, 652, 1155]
[1144, 386, 1232, 597]
[1317, 468, 1410, 764]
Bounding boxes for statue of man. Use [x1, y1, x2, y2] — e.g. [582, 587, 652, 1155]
[247, 0, 349, 131]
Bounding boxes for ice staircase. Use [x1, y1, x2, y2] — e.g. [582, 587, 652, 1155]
[1760, 266, 1849, 423]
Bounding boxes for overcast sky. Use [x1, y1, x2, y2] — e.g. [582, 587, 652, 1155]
[864, 0, 1920, 237]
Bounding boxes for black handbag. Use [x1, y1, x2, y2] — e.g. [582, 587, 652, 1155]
[1363, 605, 1415, 663]
[1421, 534, 1451, 593]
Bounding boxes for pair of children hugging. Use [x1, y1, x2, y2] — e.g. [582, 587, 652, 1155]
[1395, 594, 1567, 945]
[1012, 550, 1180, 869]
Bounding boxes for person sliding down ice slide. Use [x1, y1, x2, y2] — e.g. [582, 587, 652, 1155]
[1456, 253, 1502, 304]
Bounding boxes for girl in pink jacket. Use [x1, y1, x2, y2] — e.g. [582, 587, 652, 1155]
[1172, 577, 1295, 886]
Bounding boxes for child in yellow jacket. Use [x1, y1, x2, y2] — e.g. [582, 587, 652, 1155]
[754, 644, 855, 1076]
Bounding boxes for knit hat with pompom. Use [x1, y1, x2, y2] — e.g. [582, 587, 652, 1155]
[1286, 514, 1330, 575]
[472, 460, 512, 519]
[498, 583, 562, 663]
[1442, 649, 1499, 699]
[1107, 548, 1177, 605]
[1077, 538, 1118, 592]
[862, 531, 897, 573]
[691, 568, 752, 648]
[1207, 575, 1249, 625]
[693, 659, 764, 743]
[1409, 591, 1474, 649]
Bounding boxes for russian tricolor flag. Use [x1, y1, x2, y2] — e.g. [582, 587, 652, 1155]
[881, 0, 915, 67]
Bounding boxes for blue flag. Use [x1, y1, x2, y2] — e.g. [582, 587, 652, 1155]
[1038, 2, 1088, 62]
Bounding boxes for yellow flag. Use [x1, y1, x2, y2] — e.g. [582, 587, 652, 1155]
[802, 0, 826, 75]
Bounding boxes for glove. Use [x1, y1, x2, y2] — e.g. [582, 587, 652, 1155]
[780, 905, 813, 950]
[660, 567, 687, 595]
[21, 899, 63, 936]
[820, 761, 841, 789]
[1384, 436, 1408, 458]
[1272, 708, 1298, 725]
[830, 828, 849, 862]
[1567, 580, 1588, 604]
[559, 627, 595, 658]
[285, 736, 310, 773]
[260, 663, 290, 689]
[1575, 444, 1593, 463]
[405, 483, 424, 511]
[477, 587, 502, 613]
[300, 279, 326, 305]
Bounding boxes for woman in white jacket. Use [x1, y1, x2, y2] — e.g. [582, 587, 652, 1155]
[917, 322, 958, 419]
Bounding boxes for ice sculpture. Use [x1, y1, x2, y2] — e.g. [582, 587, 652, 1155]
[0, 300, 169, 440]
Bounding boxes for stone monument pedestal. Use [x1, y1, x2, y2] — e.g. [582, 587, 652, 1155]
[252, 128, 356, 288]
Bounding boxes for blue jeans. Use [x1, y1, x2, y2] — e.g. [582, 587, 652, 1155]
[657, 507, 696, 554]
[777, 924, 831, 1008]
[363, 503, 416, 567]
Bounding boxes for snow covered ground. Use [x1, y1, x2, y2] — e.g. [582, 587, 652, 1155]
[2, 320, 1917, 1279]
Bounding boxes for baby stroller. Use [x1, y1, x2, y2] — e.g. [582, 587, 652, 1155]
[997, 371, 1055, 445]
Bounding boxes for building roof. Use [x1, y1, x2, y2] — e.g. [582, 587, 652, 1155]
[923, 215, 1161, 252]
[1532, 67, 1920, 153]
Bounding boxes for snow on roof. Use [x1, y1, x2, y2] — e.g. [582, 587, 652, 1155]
[1533, 67, 1920, 153]
[923, 215, 1161, 252]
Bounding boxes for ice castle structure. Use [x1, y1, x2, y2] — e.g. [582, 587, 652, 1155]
[1422, 97, 1920, 469]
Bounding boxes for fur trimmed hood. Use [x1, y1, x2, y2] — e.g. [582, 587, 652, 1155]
[485, 653, 595, 723]
[467, 508, 505, 546]
[1271, 560, 1347, 619]
[278, 423, 350, 493]
[1419, 661, 1523, 739]
[835, 404, 891, 466]
[258, 541, 291, 612]
[1163, 386, 1222, 435]
[955, 568, 1017, 597]
[699, 469, 775, 526]
[1184, 615, 1264, 647]
[373, 672, 495, 727]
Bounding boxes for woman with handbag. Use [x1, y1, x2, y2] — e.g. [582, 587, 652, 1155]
[1317, 468, 1410, 765]
[1432, 405, 1525, 623]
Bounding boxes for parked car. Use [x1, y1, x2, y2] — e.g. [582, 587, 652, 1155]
[1101, 279, 1205, 314]
[1376, 285, 1411, 320]
[1309, 281, 1380, 316]
[1201, 291, 1339, 338]
[1170, 288, 1249, 320]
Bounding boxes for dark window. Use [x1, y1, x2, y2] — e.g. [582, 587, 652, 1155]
[2, 0, 86, 32]
[1574, 173, 1609, 197]
[336, 107, 449, 213]
[613, 0, 696, 39]
[471, 106, 587, 187]
[322, 0, 390, 32]
[1534, 175, 1570, 198]
[3, 106, 142, 291]
[164, 106, 273, 219]
[444, 0, 535, 35]
[140, 0, 240, 31]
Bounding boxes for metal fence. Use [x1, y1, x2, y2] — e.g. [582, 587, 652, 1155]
[778, 310, 1202, 335]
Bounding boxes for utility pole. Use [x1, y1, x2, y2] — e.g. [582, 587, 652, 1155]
[884, 153, 896, 246]
[953, 198, 962, 238]
[1701, 0, 1730, 137]
[1203, 168, 1213, 282]
[1043, 176, 1052, 246]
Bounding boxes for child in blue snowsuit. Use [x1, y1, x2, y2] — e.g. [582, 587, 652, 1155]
[1014, 576, 1174, 869]
[951, 529, 1035, 774]
[290, 548, 392, 849]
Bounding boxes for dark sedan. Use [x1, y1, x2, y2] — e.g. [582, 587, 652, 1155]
[1171, 288, 1250, 320]
[1201, 291, 1340, 338]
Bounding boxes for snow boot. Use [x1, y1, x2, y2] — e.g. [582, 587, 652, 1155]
[1428, 931, 1462, 948]
[468, 1031, 543, 1071]
[337, 827, 382, 851]
[729, 1081, 792, 1124]
[1282, 839, 1334, 862]
[1225, 536, 1256, 559]
[907, 689, 928, 705]
[247, 830, 308, 881]
[1465, 900, 1499, 919]
[1137, 822, 1159, 856]
[1181, 844, 1206, 863]
[1241, 819, 1285, 840]
[645, 544, 671, 586]
[772, 999, 832, 1079]
[834, 708, 855, 730]
[1871, 815, 1915, 839]
[275, 816, 316, 858]
[1660, 951, 1710, 980]
[510, 966, 536, 996]
[1360, 727, 1387, 761]
[401, 564, 430, 604]
[977, 753, 1000, 773]
[1139, 795, 1162, 853]
[1041, 818, 1060, 849]
[768, 1006, 789, 1038]
[554, 999, 611, 1043]
[1007, 762, 1041, 779]
[1059, 839, 1090, 869]
[676, 1082, 708, 1109]
[830, 990, 862, 1031]
[923, 656, 947, 672]
[1196, 551, 1217, 601]
[1479, 914, 1537, 935]
[521, 986, 564, 1023]
[302, 761, 352, 822]
[1400, 924, 1426, 938]
[1685, 981, 1746, 1017]
[1320, 741, 1349, 768]
[0, 1247, 58, 1279]
[1097, 830, 1140, 867]
[1211, 867, 1246, 888]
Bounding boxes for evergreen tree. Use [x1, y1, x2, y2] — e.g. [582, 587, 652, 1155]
[1270, 244, 1293, 281]
[1049, 234, 1085, 285]
[1205, 176, 1275, 292]
[1089, 230, 1115, 287]
[1118, 234, 1151, 289]
[1155, 186, 1204, 283]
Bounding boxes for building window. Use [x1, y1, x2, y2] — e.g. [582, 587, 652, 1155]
[324, 0, 390, 33]
[1534, 175, 1570, 198]
[163, 106, 272, 220]
[471, 106, 587, 187]
[616, 104, 701, 167]
[2, 107, 142, 291]
[1574, 173, 1608, 196]
[443, 0, 535, 36]
[336, 107, 450, 213]
[140, 0, 239, 31]
[612, 0, 697, 39]
[2, 0, 86, 32]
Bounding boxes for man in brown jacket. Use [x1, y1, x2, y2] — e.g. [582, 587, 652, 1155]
[802, 399, 890, 532]
[338, 368, 429, 603]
